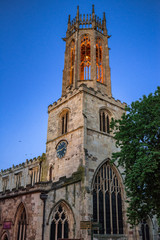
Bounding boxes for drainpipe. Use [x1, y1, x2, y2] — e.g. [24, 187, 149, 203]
[40, 193, 48, 240]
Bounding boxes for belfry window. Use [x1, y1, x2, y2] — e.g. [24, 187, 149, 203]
[70, 40, 75, 85]
[96, 38, 103, 83]
[80, 35, 91, 80]
[93, 162, 123, 235]
[50, 204, 69, 240]
[100, 110, 110, 133]
[61, 111, 69, 135]
[17, 207, 27, 240]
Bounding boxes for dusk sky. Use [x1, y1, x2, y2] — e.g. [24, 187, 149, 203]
[0, 0, 159, 170]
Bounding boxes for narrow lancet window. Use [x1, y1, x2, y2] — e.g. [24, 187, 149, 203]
[70, 40, 75, 85]
[96, 38, 103, 83]
[17, 207, 27, 240]
[100, 110, 110, 133]
[61, 110, 69, 135]
[80, 35, 91, 80]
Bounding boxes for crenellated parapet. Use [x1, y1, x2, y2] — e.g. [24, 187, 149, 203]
[0, 153, 46, 194]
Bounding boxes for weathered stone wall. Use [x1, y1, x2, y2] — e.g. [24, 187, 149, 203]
[47, 90, 85, 181]
[0, 192, 43, 240]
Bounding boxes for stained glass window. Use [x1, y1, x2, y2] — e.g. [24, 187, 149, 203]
[50, 205, 69, 240]
[93, 162, 123, 235]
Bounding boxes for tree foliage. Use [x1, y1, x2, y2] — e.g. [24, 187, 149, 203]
[110, 87, 160, 225]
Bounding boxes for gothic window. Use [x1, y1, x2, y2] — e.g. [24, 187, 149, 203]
[96, 38, 103, 83]
[30, 167, 39, 186]
[70, 40, 75, 85]
[4, 235, 8, 240]
[50, 204, 69, 240]
[61, 110, 69, 135]
[15, 172, 22, 189]
[80, 35, 91, 80]
[141, 220, 150, 240]
[2, 233, 8, 240]
[17, 207, 27, 240]
[93, 162, 123, 235]
[99, 110, 110, 133]
[2, 177, 9, 192]
[49, 166, 53, 181]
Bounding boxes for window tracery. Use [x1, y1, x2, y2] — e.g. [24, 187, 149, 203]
[99, 110, 110, 133]
[30, 167, 39, 186]
[96, 38, 103, 83]
[93, 162, 123, 235]
[70, 40, 75, 85]
[50, 204, 69, 240]
[16, 207, 27, 240]
[15, 172, 22, 189]
[2, 177, 9, 192]
[80, 35, 91, 80]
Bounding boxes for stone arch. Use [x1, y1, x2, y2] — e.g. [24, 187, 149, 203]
[91, 158, 127, 235]
[1, 231, 9, 240]
[47, 199, 75, 240]
[13, 202, 28, 240]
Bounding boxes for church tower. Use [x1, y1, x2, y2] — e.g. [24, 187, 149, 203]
[0, 6, 158, 240]
[45, 6, 133, 240]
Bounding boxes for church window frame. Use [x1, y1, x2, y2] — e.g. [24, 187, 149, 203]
[80, 35, 91, 80]
[92, 161, 124, 235]
[69, 40, 75, 85]
[14, 203, 27, 240]
[96, 38, 103, 83]
[2, 176, 9, 193]
[49, 201, 75, 240]
[60, 109, 69, 135]
[49, 165, 53, 181]
[99, 109, 111, 134]
[14, 172, 22, 190]
[29, 166, 40, 186]
[141, 219, 151, 240]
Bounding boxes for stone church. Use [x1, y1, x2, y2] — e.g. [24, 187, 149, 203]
[0, 5, 158, 240]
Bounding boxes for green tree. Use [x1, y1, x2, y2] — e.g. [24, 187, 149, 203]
[110, 87, 160, 225]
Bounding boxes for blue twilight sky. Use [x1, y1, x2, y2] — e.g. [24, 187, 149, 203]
[0, 0, 159, 170]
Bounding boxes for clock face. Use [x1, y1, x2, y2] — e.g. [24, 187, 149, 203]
[56, 141, 67, 159]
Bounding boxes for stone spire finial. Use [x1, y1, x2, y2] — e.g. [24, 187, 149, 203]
[102, 12, 107, 34]
[92, 4, 95, 14]
[76, 5, 79, 20]
[92, 4, 95, 28]
[67, 15, 71, 29]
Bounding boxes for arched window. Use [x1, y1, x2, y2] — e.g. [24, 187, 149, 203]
[61, 110, 69, 135]
[93, 162, 123, 235]
[17, 207, 27, 240]
[50, 204, 69, 240]
[70, 40, 75, 85]
[2, 233, 8, 240]
[49, 166, 53, 181]
[80, 35, 91, 80]
[99, 110, 110, 133]
[141, 220, 150, 240]
[96, 38, 103, 83]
